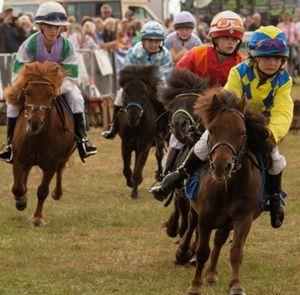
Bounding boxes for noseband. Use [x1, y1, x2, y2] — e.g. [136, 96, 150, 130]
[125, 102, 144, 117]
[208, 109, 247, 174]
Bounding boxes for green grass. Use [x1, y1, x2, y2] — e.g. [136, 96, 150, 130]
[0, 127, 299, 295]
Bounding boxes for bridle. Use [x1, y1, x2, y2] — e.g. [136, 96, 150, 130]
[170, 93, 202, 139]
[208, 109, 247, 174]
[19, 81, 57, 118]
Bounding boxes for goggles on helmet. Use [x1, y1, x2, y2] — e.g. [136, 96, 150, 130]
[255, 38, 288, 51]
[213, 18, 244, 31]
[35, 12, 67, 22]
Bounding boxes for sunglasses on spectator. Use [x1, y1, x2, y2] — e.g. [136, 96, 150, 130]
[255, 38, 288, 51]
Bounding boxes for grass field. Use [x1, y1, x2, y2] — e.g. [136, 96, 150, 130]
[0, 126, 299, 295]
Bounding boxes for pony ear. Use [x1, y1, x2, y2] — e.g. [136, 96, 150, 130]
[240, 93, 248, 114]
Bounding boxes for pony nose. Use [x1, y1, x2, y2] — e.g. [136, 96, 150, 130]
[222, 162, 232, 176]
[28, 119, 40, 131]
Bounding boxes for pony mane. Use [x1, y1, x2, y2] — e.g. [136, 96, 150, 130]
[119, 64, 160, 89]
[4, 61, 64, 105]
[160, 68, 208, 106]
[194, 88, 273, 153]
[194, 88, 242, 126]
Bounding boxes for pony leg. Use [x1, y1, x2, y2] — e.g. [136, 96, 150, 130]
[121, 143, 133, 188]
[163, 194, 180, 238]
[206, 227, 231, 285]
[154, 136, 164, 181]
[31, 169, 56, 227]
[52, 162, 67, 200]
[176, 206, 198, 264]
[131, 147, 150, 199]
[178, 194, 190, 237]
[12, 160, 31, 211]
[187, 216, 212, 295]
[229, 216, 252, 295]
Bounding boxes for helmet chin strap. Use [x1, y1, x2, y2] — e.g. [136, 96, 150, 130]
[176, 33, 191, 46]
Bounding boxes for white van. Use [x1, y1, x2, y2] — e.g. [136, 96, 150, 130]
[4, 0, 160, 22]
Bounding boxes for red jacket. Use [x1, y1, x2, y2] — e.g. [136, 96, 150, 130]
[176, 45, 245, 86]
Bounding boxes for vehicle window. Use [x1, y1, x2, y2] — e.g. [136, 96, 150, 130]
[129, 6, 154, 20]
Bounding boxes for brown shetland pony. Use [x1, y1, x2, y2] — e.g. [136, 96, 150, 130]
[182, 88, 271, 295]
[4, 61, 76, 226]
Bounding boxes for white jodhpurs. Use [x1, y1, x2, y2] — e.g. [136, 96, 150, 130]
[169, 134, 185, 150]
[114, 88, 123, 107]
[61, 78, 84, 113]
[194, 130, 210, 161]
[268, 145, 287, 175]
[7, 104, 20, 118]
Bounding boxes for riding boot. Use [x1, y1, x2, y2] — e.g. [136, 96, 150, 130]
[162, 147, 180, 177]
[268, 172, 285, 228]
[151, 148, 203, 201]
[0, 117, 17, 162]
[73, 113, 97, 159]
[101, 105, 122, 139]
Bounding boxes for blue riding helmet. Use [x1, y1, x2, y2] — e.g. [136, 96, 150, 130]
[248, 26, 289, 57]
[140, 21, 166, 40]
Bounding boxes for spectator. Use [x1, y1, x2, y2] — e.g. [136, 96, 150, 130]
[124, 10, 134, 23]
[247, 13, 265, 31]
[100, 4, 113, 21]
[165, 11, 202, 64]
[277, 12, 298, 77]
[103, 17, 117, 42]
[94, 17, 118, 51]
[127, 23, 141, 47]
[17, 14, 35, 38]
[165, 18, 174, 34]
[81, 21, 100, 50]
[0, 6, 25, 53]
[65, 16, 83, 50]
[197, 24, 210, 44]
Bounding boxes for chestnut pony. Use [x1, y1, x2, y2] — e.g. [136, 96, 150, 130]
[4, 61, 76, 226]
[184, 88, 271, 295]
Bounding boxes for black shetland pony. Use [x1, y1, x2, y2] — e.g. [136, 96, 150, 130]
[159, 69, 207, 238]
[117, 65, 167, 199]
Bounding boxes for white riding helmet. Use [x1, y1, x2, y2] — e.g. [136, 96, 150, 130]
[174, 11, 196, 29]
[209, 10, 245, 41]
[35, 1, 69, 26]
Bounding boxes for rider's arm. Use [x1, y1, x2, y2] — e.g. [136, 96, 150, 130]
[269, 77, 294, 143]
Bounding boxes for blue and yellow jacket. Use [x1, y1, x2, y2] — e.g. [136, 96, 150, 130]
[224, 59, 294, 143]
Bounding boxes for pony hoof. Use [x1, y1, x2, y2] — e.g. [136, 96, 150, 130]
[52, 190, 62, 201]
[30, 218, 47, 227]
[166, 227, 178, 238]
[187, 286, 201, 295]
[126, 180, 133, 188]
[175, 249, 193, 265]
[206, 273, 219, 285]
[130, 191, 138, 199]
[229, 287, 246, 295]
[15, 201, 27, 211]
